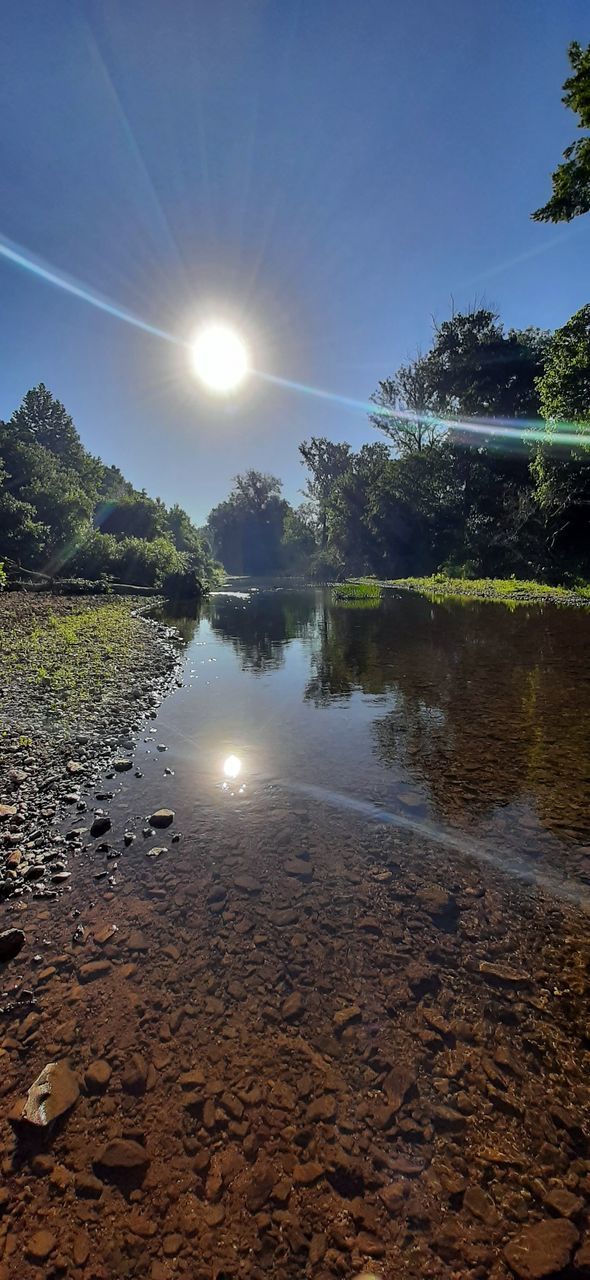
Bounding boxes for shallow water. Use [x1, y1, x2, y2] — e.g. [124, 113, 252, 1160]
[147, 582, 590, 899]
[7, 582, 590, 1279]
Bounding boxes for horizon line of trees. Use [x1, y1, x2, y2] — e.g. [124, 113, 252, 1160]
[207, 302, 590, 584]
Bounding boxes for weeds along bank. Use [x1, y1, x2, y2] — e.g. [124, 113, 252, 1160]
[0, 593, 182, 901]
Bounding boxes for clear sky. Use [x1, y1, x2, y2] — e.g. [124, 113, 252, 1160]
[1, 0, 589, 523]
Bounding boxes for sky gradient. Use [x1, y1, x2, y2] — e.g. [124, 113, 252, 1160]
[1, 0, 589, 523]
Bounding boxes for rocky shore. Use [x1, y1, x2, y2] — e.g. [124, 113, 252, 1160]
[1, 757, 590, 1277]
[0, 593, 183, 903]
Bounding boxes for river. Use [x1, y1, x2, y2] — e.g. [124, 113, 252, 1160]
[8, 582, 590, 1280]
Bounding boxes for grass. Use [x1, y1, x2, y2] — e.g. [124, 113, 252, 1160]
[332, 581, 382, 602]
[350, 574, 590, 606]
[0, 596, 156, 726]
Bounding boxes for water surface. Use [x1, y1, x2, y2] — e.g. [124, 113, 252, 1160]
[150, 582, 589, 898]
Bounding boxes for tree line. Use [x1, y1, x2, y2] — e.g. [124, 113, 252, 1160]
[207, 302, 590, 583]
[0, 384, 216, 593]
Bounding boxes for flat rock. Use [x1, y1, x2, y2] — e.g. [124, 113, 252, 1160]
[95, 1139, 150, 1175]
[234, 873, 262, 894]
[0, 929, 25, 962]
[149, 808, 174, 827]
[479, 961, 529, 985]
[284, 857, 314, 882]
[26, 1229, 56, 1262]
[22, 1060, 79, 1127]
[504, 1218, 579, 1278]
[245, 1157, 277, 1212]
[114, 758, 133, 771]
[382, 1063, 416, 1112]
[0, 804, 17, 819]
[79, 960, 111, 983]
[282, 991, 303, 1020]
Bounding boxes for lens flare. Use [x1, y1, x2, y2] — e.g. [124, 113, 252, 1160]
[223, 754, 242, 779]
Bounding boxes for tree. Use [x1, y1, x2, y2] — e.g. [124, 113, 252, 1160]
[298, 438, 352, 546]
[532, 305, 590, 576]
[207, 471, 289, 574]
[422, 310, 548, 419]
[533, 42, 590, 223]
[369, 355, 442, 454]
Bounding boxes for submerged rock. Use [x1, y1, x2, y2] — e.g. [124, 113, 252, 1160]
[21, 1060, 79, 1127]
[0, 928, 25, 962]
[504, 1218, 579, 1278]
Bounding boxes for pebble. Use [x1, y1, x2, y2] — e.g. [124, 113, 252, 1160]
[25, 1229, 56, 1262]
[0, 928, 25, 962]
[149, 808, 175, 827]
[84, 1060, 112, 1093]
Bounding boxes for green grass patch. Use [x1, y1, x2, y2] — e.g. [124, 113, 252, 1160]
[332, 581, 382, 603]
[353, 574, 590, 607]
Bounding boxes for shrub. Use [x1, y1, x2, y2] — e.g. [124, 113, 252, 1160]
[0, 560, 6, 590]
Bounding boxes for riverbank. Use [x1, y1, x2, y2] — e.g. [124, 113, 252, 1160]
[352, 575, 590, 607]
[0, 593, 182, 901]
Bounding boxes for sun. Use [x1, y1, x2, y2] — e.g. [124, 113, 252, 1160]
[190, 324, 249, 393]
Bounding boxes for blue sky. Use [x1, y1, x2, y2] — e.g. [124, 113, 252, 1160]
[1, 0, 589, 522]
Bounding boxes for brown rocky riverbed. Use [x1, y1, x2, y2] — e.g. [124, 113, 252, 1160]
[1, 588, 589, 1279]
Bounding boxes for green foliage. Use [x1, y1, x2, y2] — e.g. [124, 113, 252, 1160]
[0, 384, 216, 595]
[533, 42, 590, 223]
[332, 581, 382, 601]
[536, 304, 590, 423]
[0, 560, 6, 590]
[374, 575, 590, 606]
[207, 470, 291, 574]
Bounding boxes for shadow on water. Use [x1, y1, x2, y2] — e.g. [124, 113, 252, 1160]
[158, 582, 590, 878]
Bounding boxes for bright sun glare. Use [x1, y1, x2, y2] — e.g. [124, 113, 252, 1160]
[223, 754, 242, 779]
[191, 324, 249, 393]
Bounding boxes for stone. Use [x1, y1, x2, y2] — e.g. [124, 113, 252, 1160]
[245, 1158, 277, 1212]
[149, 808, 174, 827]
[26, 1230, 56, 1262]
[284, 857, 314, 882]
[543, 1187, 584, 1218]
[504, 1218, 579, 1278]
[307, 1094, 337, 1122]
[121, 1053, 148, 1095]
[65, 761, 83, 775]
[94, 924, 118, 945]
[479, 961, 529, 985]
[85, 1060, 112, 1093]
[293, 1161, 325, 1185]
[74, 1173, 104, 1199]
[79, 960, 111, 982]
[282, 991, 303, 1020]
[333, 1004, 361, 1030]
[0, 929, 25, 962]
[73, 1231, 90, 1267]
[90, 814, 112, 837]
[127, 929, 149, 951]
[95, 1139, 150, 1175]
[22, 1060, 79, 1127]
[114, 758, 133, 771]
[234, 873, 262, 893]
[0, 804, 17, 818]
[463, 1185, 499, 1225]
[382, 1063, 416, 1112]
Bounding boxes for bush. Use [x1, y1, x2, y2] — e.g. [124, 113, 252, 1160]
[0, 560, 6, 590]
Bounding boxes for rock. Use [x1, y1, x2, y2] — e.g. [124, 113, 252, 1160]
[307, 1094, 337, 1123]
[79, 960, 111, 982]
[282, 991, 303, 1020]
[284, 857, 314, 882]
[65, 761, 83, 775]
[574, 1237, 590, 1272]
[543, 1187, 584, 1218]
[416, 884, 457, 923]
[463, 1185, 499, 1225]
[234, 873, 262, 893]
[74, 1173, 104, 1199]
[479, 961, 530, 985]
[293, 1161, 325, 1185]
[26, 1229, 56, 1262]
[382, 1063, 416, 1112]
[245, 1158, 277, 1212]
[95, 1139, 150, 1176]
[85, 1060, 112, 1094]
[0, 804, 17, 818]
[127, 929, 149, 951]
[114, 758, 133, 771]
[149, 808, 174, 827]
[121, 1053, 148, 1095]
[21, 1060, 79, 1127]
[333, 1004, 361, 1030]
[0, 928, 25, 962]
[90, 814, 111, 837]
[504, 1218, 579, 1278]
[73, 1231, 90, 1267]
